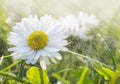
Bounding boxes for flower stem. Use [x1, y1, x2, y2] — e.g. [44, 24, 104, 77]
[1, 60, 22, 72]
[67, 50, 113, 69]
[0, 55, 11, 59]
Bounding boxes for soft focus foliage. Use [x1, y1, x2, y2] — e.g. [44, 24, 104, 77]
[0, 0, 10, 56]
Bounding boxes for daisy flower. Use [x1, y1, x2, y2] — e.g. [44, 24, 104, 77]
[78, 12, 100, 40]
[58, 14, 79, 36]
[78, 11, 100, 29]
[58, 12, 100, 40]
[8, 15, 68, 70]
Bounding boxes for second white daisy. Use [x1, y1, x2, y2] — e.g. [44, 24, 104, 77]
[58, 12, 100, 40]
[8, 15, 68, 70]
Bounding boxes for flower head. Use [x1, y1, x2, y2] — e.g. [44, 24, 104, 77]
[59, 12, 100, 40]
[78, 11, 100, 29]
[8, 15, 68, 70]
[58, 14, 79, 36]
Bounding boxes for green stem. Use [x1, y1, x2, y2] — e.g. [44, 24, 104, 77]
[1, 60, 22, 72]
[17, 62, 25, 79]
[57, 68, 73, 74]
[41, 70, 44, 84]
[0, 55, 11, 59]
[111, 56, 116, 71]
[67, 50, 113, 69]
[0, 72, 30, 84]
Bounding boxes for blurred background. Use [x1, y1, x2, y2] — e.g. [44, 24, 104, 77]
[5, 0, 120, 25]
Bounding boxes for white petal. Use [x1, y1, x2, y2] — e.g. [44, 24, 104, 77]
[54, 53, 62, 60]
[43, 46, 60, 52]
[26, 55, 34, 64]
[60, 47, 68, 51]
[49, 57, 57, 64]
[39, 57, 47, 70]
[34, 51, 41, 60]
[22, 50, 35, 59]
[26, 52, 36, 64]
[48, 40, 68, 46]
[43, 56, 50, 65]
[12, 53, 22, 60]
[31, 59, 38, 64]
[8, 47, 32, 54]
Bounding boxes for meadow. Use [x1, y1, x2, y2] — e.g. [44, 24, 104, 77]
[0, 0, 120, 84]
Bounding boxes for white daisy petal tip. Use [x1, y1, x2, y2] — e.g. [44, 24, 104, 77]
[55, 55, 62, 60]
[39, 58, 47, 70]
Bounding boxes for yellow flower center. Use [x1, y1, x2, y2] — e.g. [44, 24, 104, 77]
[28, 30, 48, 50]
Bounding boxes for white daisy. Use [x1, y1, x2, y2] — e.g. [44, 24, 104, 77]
[58, 12, 100, 40]
[78, 12, 100, 40]
[78, 11, 100, 29]
[8, 15, 68, 70]
[58, 14, 79, 36]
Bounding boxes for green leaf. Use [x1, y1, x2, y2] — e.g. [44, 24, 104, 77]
[92, 64, 119, 84]
[42, 70, 49, 84]
[26, 67, 49, 84]
[52, 73, 70, 84]
[77, 67, 89, 84]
